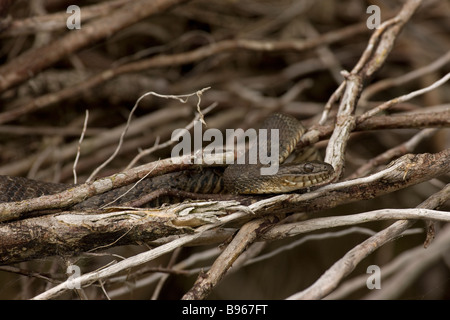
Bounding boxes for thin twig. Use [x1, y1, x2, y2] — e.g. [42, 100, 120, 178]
[361, 50, 450, 103]
[73, 110, 89, 185]
[86, 87, 210, 182]
[358, 72, 450, 123]
[125, 101, 217, 169]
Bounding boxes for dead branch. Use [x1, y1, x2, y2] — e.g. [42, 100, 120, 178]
[0, 200, 245, 265]
[0, 106, 192, 176]
[182, 216, 280, 300]
[0, 0, 449, 300]
[287, 182, 450, 300]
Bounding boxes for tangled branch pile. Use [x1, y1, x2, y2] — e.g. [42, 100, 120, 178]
[0, 0, 449, 300]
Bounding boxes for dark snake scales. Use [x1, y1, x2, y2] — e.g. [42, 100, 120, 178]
[0, 114, 334, 209]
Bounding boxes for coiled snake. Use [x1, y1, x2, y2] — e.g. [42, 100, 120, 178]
[0, 113, 334, 209]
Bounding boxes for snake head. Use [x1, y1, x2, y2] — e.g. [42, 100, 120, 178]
[224, 161, 334, 194]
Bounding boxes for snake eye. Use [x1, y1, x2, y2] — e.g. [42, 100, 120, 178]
[303, 163, 314, 173]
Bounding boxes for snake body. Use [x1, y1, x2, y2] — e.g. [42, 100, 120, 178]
[0, 114, 334, 209]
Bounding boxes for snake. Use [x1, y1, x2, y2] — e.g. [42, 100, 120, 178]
[0, 113, 334, 209]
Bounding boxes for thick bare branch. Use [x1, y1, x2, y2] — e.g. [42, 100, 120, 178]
[1, 149, 447, 265]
